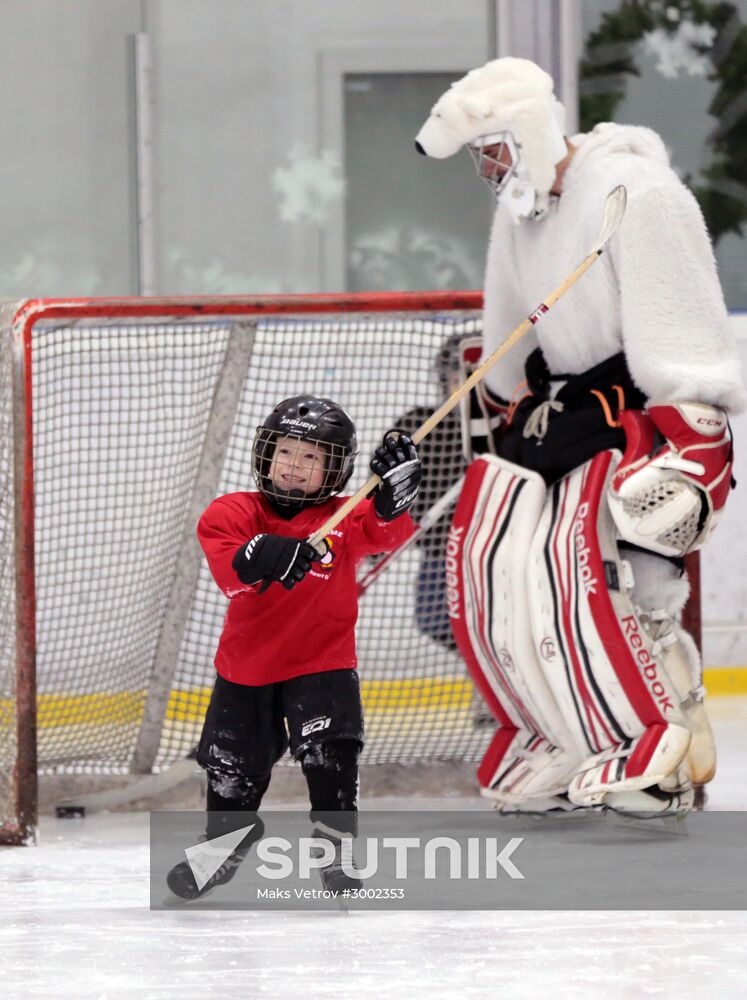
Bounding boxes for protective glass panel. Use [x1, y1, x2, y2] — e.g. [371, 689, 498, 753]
[580, 0, 747, 309]
[345, 73, 492, 292]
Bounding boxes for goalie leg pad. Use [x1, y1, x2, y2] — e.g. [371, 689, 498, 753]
[567, 722, 691, 806]
[449, 455, 581, 799]
[526, 451, 685, 747]
[477, 727, 579, 803]
[637, 555, 716, 785]
[525, 451, 694, 802]
[626, 549, 716, 785]
[639, 614, 716, 786]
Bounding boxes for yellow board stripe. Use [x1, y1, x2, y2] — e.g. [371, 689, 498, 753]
[5, 669, 745, 731]
[35, 691, 146, 729]
[23, 677, 476, 730]
[703, 667, 747, 696]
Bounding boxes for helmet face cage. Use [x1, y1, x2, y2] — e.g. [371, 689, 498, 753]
[467, 130, 521, 200]
[252, 427, 355, 508]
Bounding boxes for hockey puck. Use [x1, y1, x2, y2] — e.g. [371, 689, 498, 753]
[55, 805, 86, 819]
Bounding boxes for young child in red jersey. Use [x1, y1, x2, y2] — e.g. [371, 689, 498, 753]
[167, 395, 420, 899]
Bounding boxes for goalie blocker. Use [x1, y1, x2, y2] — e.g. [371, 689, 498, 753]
[448, 449, 715, 813]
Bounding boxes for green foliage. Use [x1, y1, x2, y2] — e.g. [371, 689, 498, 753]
[579, 0, 747, 243]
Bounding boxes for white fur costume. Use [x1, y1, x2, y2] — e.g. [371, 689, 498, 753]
[482, 122, 746, 414]
[418, 64, 745, 812]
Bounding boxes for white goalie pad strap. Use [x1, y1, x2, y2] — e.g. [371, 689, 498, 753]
[526, 450, 689, 767]
[567, 722, 691, 807]
[448, 455, 581, 798]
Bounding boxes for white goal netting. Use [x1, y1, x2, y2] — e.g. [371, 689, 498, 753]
[0, 297, 494, 838]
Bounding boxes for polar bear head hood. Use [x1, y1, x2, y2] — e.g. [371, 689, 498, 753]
[414, 57, 567, 199]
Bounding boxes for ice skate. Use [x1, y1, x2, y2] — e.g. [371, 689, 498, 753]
[312, 828, 363, 896]
[166, 837, 252, 901]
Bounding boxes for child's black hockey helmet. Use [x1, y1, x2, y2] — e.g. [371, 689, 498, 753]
[252, 395, 358, 508]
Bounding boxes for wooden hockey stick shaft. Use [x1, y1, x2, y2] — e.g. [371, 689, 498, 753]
[308, 185, 627, 553]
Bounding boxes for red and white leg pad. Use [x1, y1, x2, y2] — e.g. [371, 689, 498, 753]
[451, 450, 699, 808]
[567, 722, 691, 806]
[525, 452, 685, 736]
[478, 728, 580, 804]
[625, 549, 716, 786]
[449, 455, 580, 801]
[524, 451, 694, 804]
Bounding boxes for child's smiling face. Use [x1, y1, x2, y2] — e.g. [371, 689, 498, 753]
[269, 435, 328, 495]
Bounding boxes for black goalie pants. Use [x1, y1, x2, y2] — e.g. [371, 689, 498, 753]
[197, 669, 364, 835]
[497, 348, 647, 484]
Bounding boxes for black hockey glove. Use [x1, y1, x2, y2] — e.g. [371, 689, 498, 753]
[370, 431, 422, 521]
[232, 533, 318, 591]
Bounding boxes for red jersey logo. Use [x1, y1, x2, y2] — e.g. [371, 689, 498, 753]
[317, 535, 337, 573]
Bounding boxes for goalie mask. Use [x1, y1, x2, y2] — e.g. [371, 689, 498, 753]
[414, 57, 567, 222]
[252, 395, 358, 509]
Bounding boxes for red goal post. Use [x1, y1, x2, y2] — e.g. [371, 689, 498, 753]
[0, 294, 701, 845]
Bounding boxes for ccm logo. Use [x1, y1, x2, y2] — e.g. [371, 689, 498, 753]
[696, 417, 724, 428]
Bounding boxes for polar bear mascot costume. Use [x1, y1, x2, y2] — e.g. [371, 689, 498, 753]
[416, 57, 745, 815]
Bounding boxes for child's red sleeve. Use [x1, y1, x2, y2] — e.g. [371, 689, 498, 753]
[343, 497, 416, 558]
[197, 495, 263, 598]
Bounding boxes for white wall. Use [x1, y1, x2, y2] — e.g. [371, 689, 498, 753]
[702, 316, 747, 666]
[0, 0, 143, 296]
[0, 0, 489, 298]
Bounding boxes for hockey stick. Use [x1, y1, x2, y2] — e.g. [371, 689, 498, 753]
[356, 475, 465, 595]
[307, 184, 627, 553]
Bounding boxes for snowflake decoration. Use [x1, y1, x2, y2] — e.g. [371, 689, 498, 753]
[271, 144, 345, 225]
[0, 249, 102, 297]
[643, 20, 717, 79]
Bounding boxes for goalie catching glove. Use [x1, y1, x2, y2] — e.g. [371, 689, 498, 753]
[370, 431, 422, 520]
[609, 402, 734, 557]
[232, 533, 319, 591]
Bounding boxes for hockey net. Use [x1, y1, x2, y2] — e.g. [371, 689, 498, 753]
[0, 293, 500, 842]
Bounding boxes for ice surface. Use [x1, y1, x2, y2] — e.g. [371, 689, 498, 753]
[2, 698, 746, 1000]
